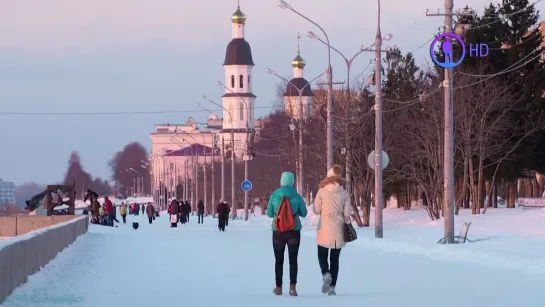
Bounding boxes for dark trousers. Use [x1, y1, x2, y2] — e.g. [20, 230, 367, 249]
[272, 231, 301, 287]
[148, 216, 153, 224]
[121, 214, 126, 223]
[225, 216, 229, 226]
[198, 213, 204, 223]
[186, 213, 190, 221]
[107, 215, 114, 226]
[317, 246, 341, 286]
[218, 217, 226, 231]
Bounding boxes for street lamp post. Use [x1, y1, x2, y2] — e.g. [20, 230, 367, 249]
[265, 68, 325, 195]
[362, 0, 392, 239]
[216, 81, 252, 221]
[200, 95, 236, 219]
[278, 0, 342, 171]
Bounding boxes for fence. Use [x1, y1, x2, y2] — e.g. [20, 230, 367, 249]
[0, 215, 88, 303]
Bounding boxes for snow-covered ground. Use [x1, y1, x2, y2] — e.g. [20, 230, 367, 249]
[2, 207, 544, 307]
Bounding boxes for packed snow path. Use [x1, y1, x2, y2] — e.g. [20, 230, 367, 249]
[3, 213, 544, 307]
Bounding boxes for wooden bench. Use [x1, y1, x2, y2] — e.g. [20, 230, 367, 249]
[437, 222, 473, 244]
[518, 198, 545, 208]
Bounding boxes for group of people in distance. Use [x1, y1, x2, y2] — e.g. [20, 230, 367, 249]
[266, 165, 352, 296]
[167, 200, 193, 227]
[166, 198, 231, 231]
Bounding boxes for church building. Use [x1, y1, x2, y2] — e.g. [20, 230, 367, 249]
[148, 3, 260, 204]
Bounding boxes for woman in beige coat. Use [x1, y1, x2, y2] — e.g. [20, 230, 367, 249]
[313, 165, 351, 296]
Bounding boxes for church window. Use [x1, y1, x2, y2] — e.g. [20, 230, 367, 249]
[248, 75, 250, 85]
[239, 74, 244, 88]
[231, 75, 235, 88]
[239, 102, 244, 120]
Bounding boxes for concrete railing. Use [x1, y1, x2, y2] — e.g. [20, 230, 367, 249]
[0, 215, 88, 303]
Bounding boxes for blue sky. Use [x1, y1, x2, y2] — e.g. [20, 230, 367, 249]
[0, 0, 542, 185]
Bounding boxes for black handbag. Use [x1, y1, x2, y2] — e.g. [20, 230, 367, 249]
[344, 222, 358, 243]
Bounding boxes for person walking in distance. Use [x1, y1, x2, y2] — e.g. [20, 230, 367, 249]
[197, 200, 205, 224]
[119, 202, 128, 223]
[184, 200, 191, 222]
[267, 171, 307, 296]
[103, 196, 114, 227]
[217, 200, 228, 231]
[146, 202, 155, 224]
[313, 165, 352, 296]
[168, 200, 178, 227]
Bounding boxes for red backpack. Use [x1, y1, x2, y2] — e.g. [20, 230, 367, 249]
[275, 197, 296, 231]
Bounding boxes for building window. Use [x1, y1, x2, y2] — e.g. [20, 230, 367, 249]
[248, 75, 250, 85]
[239, 74, 244, 88]
[231, 75, 235, 88]
[239, 102, 244, 120]
[170, 163, 174, 170]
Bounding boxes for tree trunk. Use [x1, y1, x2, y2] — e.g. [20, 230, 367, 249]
[469, 158, 477, 214]
[456, 155, 469, 215]
[524, 178, 532, 198]
[536, 173, 545, 196]
[485, 181, 492, 208]
[531, 176, 540, 197]
[476, 158, 484, 214]
[404, 181, 411, 210]
[493, 183, 498, 208]
[507, 182, 516, 208]
[361, 191, 370, 227]
[463, 187, 470, 209]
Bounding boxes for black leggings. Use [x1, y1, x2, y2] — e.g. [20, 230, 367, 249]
[272, 231, 301, 287]
[318, 245, 341, 286]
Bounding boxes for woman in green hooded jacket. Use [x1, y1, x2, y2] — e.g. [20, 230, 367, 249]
[267, 171, 307, 296]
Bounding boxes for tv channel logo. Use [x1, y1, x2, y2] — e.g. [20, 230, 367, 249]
[430, 33, 489, 68]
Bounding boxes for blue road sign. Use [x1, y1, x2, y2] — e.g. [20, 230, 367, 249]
[241, 180, 252, 192]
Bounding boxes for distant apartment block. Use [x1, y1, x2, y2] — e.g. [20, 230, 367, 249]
[0, 179, 15, 204]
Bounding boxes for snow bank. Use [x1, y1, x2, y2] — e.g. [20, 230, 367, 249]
[0, 216, 88, 303]
[234, 206, 545, 276]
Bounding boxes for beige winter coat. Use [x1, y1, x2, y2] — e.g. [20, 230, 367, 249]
[313, 176, 352, 249]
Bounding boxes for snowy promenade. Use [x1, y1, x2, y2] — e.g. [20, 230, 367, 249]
[2, 209, 545, 307]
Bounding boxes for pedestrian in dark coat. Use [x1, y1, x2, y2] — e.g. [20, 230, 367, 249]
[146, 202, 155, 224]
[184, 201, 191, 222]
[217, 200, 229, 231]
[168, 200, 178, 227]
[197, 200, 205, 224]
[179, 200, 187, 224]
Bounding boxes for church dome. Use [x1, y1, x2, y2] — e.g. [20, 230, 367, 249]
[231, 6, 246, 24]
[292, 54, 306, 68]
[283, 78, 313, 97]
[223, 38, 254, 66]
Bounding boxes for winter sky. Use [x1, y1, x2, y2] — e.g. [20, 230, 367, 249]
[1, 0, 543, 184]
